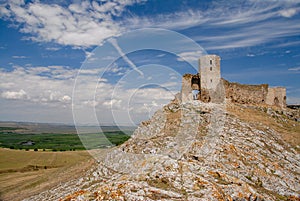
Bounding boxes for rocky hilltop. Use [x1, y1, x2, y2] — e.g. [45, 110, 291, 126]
[25, 100, 300, 201]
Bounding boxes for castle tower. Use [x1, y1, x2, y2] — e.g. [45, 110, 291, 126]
[199, 55, 221, 91]
[266, 87, 286, 108]
[181, 55, 222, 103]
[199, 55, 223, 103]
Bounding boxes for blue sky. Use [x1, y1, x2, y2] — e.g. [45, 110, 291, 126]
[0, 0, 299, 125]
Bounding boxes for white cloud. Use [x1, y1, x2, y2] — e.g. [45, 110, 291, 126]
[82, 100, 99, 107]
[0, 65, 76, 105]
[279, 8, 298, 17]
[1, 0, 144, 47]
[125, 10, 208, 30]
[177, 50, 204, 62]
[84, 50, 99, 62]
[288, 66, 300, 71]
[103, 99, 122, 109]
[12, 55, 28, 59]
[84, 51, 94, 59]
[79, 68, 104, 75]
[125, 1, 300, 50]
[273, 41, 300, 48]
[2, 0, 300, 124]
[157, 54, 166, 57]
[124, 1, 285, 29]
[46, 47, 60, 51]
[1, 89, 28, 100]
[0, 64, 177, 124]
[54, 95, 71, 103]
[195, 20, 300, 50]
[1, 0, 299, 51]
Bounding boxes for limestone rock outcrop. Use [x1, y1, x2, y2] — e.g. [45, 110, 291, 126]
[25, 101, 300, 201]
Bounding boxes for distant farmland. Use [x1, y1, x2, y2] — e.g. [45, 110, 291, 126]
[0, 147, 93, 201]
[0, 124, 133, 151]
[0, 122, 132, 200]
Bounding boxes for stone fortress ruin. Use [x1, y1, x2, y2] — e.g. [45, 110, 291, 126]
[181, 55, 286, 108]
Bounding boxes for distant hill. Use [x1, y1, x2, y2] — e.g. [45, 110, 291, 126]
[0, 121, 136, 134]
[287, 104, 300, 110]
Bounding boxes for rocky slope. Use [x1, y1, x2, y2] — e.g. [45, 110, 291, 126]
[25, 100, 300, 201]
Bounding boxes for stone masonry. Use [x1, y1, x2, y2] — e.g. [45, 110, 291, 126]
[266, 87, 286, 108]
[181, 54, 286, 108]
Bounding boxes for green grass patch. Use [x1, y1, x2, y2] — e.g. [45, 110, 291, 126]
[0, 130, 132, 151]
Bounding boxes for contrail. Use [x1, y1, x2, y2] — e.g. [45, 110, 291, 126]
[108, 38, 144, 77]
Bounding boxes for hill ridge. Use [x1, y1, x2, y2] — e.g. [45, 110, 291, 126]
[25, 101, 300, 200]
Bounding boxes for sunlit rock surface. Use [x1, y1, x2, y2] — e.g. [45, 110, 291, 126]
[25, 101, 300, 201]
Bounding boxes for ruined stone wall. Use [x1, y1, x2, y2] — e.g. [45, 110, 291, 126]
[223, 79, 269, 105]
[181, 74, 194, 103]
[180, 55, 286, 108]
[266, 87, 286, 108]
[181, 74, 201, 103]
[200, 81, 225, 103]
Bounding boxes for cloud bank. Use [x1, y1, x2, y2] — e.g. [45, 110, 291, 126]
[0, 65, 177, 124]
[0, 0, 299, 124]
[0, 0, 145, 47]
[0, 0, 299, 49]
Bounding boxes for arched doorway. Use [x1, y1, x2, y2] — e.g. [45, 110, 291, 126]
[274, 97, 279, 106]
[191, 75, 200, 90]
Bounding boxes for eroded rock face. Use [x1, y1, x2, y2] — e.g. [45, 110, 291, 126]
[25, 101, 300, 201]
